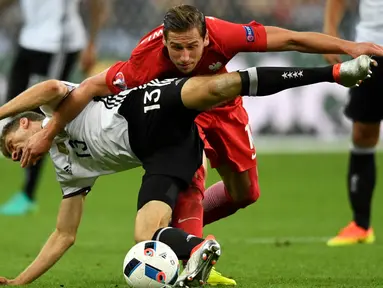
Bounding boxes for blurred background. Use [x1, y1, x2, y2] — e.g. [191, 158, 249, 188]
[0, 0, 365, 152]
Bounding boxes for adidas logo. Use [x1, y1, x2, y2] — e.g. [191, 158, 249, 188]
[159, 252, 167, 259]
[63, 165, 72, 175]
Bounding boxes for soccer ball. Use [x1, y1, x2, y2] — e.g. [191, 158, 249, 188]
[123, 241, 180, 288]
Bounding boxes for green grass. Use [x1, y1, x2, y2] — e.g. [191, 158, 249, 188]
[1, 153, 383, 287]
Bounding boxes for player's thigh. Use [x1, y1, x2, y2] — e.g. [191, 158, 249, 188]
[197, 103, 256, 172]
[345, 56, 383, 147]
[195, 114, 218, 171]
[120, 77, 197, 148]
[28, 49, 53, 76]
[134, 174, 183, 242]
[8, 48, 52, 100]
[138, 78, 193, 117]
[6, 46, 33, 100]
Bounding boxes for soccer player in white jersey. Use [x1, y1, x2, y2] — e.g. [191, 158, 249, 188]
[323, 0, 382, 246]
[0, 56, 374, 286]
[0, 0, 107, 215]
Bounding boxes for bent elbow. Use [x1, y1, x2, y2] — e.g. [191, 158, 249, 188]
[62, 234, 76, 248]
[56, 230, 76, 248]
[66, 235, 76, 247]
[47, 80, 67, 95]
[278, 30, 300, 51]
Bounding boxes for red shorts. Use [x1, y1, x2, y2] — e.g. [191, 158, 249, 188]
[195, 98, 256, 172]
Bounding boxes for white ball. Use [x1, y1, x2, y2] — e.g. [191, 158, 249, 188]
[123, 241, 180, 288]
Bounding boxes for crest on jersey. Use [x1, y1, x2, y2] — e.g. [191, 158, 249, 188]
[243, 26, 255, 42]
[112, 72, 127, 90]
[209, 62, 222, 71]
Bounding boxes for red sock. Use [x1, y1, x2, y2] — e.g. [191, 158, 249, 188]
[172, 186, 204, 237]
[172, 189, 203, 268]
[171, 165, 206, 237]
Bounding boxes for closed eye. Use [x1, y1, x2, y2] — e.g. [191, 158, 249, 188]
[6, 141, 13, 158]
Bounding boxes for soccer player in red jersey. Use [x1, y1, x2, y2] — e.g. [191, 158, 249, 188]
[18, 5, 383, 285]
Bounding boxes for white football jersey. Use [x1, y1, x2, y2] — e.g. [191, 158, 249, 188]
[41, 82, 141, 197]
[19, 0, 86, 53]
[355, 0, 383, 45]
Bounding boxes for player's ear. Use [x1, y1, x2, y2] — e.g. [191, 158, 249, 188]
[162, 36, 167, 47]
[203, 30, 209, 47]
[19, 117, 29, 129]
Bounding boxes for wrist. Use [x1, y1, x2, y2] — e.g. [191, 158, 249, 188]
[42, 121, 60, 141]
[11, 277, 25, 285]
[342, 42, 356, 56]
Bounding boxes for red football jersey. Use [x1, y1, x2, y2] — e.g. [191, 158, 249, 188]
[106, 17, 267, 102]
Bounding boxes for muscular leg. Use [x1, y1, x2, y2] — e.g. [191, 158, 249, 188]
[199, 57, 375, 225]
[134, 174, 201, 252]
[348, 122, 380, 229]
[327, 56, 383, 246]
[134, 175, 220, 287]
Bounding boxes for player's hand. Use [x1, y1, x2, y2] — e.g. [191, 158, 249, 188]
[0, 277, 17, 286]
[20, 129, 53, 168]
[323, 54, 342, 64]
[79, 43, 97, 75]
[346, 42, 383, 59]
[0, 277, 8, 286]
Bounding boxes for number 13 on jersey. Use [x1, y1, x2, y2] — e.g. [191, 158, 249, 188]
[144, 89, 161, 113]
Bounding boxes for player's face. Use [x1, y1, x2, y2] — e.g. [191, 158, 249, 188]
[164, 28, 209, 74]
[5, 118, 35, 161]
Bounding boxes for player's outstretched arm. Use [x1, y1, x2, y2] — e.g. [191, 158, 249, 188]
[0, 80, 69, 120]
[0, 194, 84, 285]
[181, 55, 374, 111]
[264, 25, 383, 58]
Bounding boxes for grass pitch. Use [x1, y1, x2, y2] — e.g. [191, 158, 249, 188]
[1, 153, 383, 287]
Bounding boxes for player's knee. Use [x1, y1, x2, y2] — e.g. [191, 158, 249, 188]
[135, 226, 170, 243]
[232, 167, 260, 208]
[238, 180, 260, 207]
[352, 122, 380, 148]
[134, 200, 172, 243]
